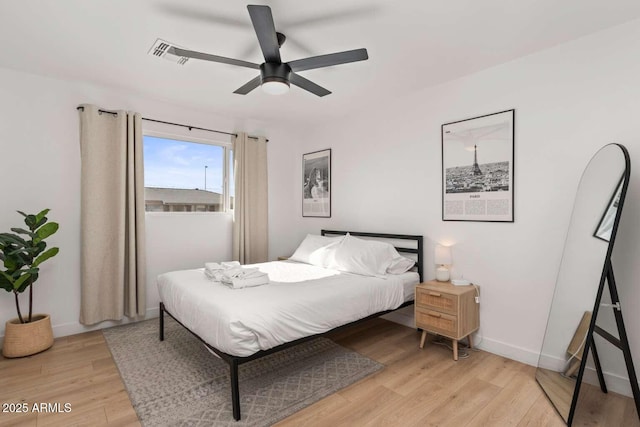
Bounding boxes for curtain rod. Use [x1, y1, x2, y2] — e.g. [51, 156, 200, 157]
[76, 106, 268, 142]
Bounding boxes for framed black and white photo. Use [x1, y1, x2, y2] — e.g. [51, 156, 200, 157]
[302, 149, 331, 217]
[442, 109, 515, 222]
[594, 176, 624, 242]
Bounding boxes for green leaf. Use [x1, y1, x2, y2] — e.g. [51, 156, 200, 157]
[27, 242, 45, 257]
[0, 233, 27, 246]
[24, 214, 37, 229]
[33, 247, 59, 267]
[0, 271, 15, 285]
[0, 273, 12, 292]
[4, 257, 15, 270]
[13, 273, 32, 293]
[3, 255, 23, 270]
[35, 209, 50, 223]
[35, 241, 46, 257]
[10, 228, 36, 237]
[34, 217, 47, 229]
[22, 241, 45, 256]
[6, 247, 28, 257]
[35, 222, 59, 240]
[16, 210, 28, 218]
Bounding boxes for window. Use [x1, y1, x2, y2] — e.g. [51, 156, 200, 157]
[143, 134, 233, 212]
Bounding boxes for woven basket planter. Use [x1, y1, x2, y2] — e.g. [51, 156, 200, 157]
[2, 314, 54, 358]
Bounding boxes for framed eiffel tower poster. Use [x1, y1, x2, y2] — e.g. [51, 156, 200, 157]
[442, 109, 515, 222]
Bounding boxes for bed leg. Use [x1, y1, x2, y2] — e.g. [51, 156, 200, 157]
[230, 359, 241, 421]
[159, 302, 165, 342]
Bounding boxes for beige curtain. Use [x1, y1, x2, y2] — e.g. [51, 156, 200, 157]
[78, 104, 146, 325]
[232, 132, 268, 264]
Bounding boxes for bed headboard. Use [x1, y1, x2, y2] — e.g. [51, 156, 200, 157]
[321, 230, 424, 282]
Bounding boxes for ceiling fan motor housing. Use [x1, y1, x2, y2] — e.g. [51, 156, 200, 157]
[260, 62, 291, 87]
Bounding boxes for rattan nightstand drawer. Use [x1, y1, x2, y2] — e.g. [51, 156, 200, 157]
[416, 287, 457, 315]
[416, 307, 457, 336]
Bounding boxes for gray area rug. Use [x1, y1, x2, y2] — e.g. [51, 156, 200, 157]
[103, 317, 383, 426]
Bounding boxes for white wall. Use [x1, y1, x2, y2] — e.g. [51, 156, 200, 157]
[0, 67, 278, 339]
[269, 18, 640, 395]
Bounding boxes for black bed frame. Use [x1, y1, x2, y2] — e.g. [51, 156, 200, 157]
[159, 230, 423, 421]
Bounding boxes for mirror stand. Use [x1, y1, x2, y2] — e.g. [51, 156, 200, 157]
[569, 258, 640, 425]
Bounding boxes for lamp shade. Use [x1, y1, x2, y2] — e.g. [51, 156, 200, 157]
[262, 80, 290, 95]
[435, 245, 452, 265]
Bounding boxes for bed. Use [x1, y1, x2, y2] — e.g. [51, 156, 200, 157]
[158, 230, 424, 421]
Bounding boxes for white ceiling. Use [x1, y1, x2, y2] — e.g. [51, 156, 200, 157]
[2, 0, 640, 126]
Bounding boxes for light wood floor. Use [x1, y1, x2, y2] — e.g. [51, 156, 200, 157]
[0, 330, 138, 426]
[1, 318, 638, 426]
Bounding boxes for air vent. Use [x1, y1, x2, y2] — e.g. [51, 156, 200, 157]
[148, 39, 189, 65]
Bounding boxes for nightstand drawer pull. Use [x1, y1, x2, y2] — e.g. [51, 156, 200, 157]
[427, 312, 442, 318]
[428, 292, 442, 297]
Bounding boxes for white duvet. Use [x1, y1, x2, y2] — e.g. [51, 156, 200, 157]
[157, 261, 414, 357]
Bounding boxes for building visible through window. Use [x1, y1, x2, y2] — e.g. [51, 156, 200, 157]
[143, 135, 233, 212]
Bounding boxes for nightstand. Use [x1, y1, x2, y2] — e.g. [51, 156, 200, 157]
[415, 280, 479, 361]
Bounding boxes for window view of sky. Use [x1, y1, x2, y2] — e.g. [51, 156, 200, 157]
[143, 135, 233, 195]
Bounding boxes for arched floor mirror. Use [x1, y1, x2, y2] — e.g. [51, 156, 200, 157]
[536, 143, 639, 425]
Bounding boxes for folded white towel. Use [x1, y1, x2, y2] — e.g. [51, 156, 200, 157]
[205, 269, 224, 282]
[205, 261, 240, 272]
[205, 262, 222, 271]
[221, 267, 263, 280]
[222, 261, 240, 269]
[221, 274, 270, 289]
[204, 262, 268, 287]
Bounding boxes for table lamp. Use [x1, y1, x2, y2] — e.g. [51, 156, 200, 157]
[435, 245, 452, 282]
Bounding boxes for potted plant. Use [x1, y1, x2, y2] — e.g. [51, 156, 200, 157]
[0, 209, 59, 358]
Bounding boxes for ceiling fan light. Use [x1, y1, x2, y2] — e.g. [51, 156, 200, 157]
[261, 79, 290, 95]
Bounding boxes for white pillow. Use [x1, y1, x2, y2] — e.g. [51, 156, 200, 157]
[386, 256, 415, 275]
[328, 234, 399, 277]
[289, 234, 344, 266]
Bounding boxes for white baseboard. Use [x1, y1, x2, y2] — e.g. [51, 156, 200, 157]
[53, 306, 160, 338]
[0, 306, 160, 344]
[476, 335, 542, 367]
[582, 365, 634, 398]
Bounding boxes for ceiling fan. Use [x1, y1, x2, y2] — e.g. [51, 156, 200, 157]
[167, 4, 369, 97]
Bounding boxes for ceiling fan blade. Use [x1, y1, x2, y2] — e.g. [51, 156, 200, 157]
[247, 5, 281, 63]
[233, 76, 262, 95]
[289, 73, 331, 97]
[170, 47, 260, 70]
[288, 48, 368, 72]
